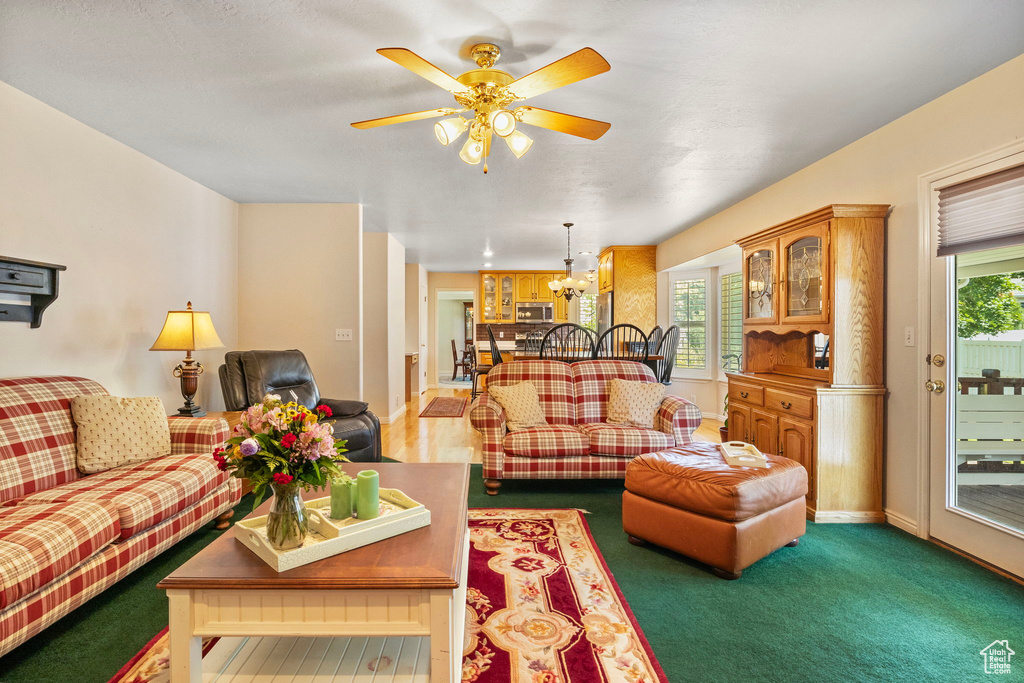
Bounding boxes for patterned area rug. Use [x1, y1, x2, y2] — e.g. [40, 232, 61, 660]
[108, 509, 665, 683]
[419, 396, 469, 417]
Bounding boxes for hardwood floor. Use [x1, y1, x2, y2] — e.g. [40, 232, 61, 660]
[381, 388, 723, 463]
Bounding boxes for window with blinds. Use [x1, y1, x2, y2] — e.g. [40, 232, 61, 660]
[578, 292, 597, 331]
[672, 277, 707, 369]
[720, 272, 743, 372]
[938, 163, 1024, 256]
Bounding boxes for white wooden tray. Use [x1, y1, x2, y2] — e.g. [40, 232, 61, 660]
[719, 441, 768, 468]
[234, 487, 431, 572]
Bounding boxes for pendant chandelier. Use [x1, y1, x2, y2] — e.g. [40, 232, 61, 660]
[547, 223, 595, 302]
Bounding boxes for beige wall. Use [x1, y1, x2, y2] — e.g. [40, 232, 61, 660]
[405, 263, 428, 394]
[236, 204, 363, 403]
[427, 272, 478, 387]
[0, 80, 238, 411]
[657, 53, 1024, 529]
[362, 233, 406, 420]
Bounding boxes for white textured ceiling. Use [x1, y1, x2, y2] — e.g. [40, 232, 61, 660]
[2, 1, 1024, 272]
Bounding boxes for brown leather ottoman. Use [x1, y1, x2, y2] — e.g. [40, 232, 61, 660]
[622, 442, 808, 579]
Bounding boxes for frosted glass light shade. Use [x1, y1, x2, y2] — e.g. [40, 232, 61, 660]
[459, 136, 484, 165]
[434, 117, 469, 146]
[492, 110, 516, 137]
[547, 280, 561, 291]
[504, 130, 533, 158]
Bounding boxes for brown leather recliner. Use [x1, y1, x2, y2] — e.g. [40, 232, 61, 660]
[218, 350, 381, 463]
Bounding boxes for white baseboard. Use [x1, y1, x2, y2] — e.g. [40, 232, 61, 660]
[885, 509, 919, 535]
[812, 510, 886, 523]
[378, 404, 407, 425]
[702, 413, 725, 422]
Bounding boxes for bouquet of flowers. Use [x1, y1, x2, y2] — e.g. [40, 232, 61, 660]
[214, 393, 349, 511]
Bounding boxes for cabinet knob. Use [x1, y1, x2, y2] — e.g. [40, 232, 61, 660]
[780, 401, 792, 410]
[8, 272, 20, 280]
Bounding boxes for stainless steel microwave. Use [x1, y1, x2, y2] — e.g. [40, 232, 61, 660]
[516, 302, 554, 323]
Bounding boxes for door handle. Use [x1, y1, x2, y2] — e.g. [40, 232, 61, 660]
[925, 379, 945, 394]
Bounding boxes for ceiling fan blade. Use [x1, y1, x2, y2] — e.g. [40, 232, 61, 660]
[377, 48, 468, 94]
[515, 106, 611, 140]
[350, 108, 457, 129]
[507, 48, 610, 100]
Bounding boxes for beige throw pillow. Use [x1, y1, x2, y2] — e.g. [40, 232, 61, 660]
[606, 378, 667, 428]
[72, 396, 171, 474]
[488, 381, 548, 432]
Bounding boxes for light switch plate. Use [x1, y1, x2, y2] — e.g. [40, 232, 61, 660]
[335, 329, 353, 341]
[904, 326, 915, 347]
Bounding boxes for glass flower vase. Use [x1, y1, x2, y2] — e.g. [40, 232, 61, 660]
[265, 481, 308, 551]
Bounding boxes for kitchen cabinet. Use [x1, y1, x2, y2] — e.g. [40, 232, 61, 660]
[595, 245, 657, 330]
[480, 273, 515, 323]
[727, 204, 889, 523]
[515, 273, 557, 302]
[553, 293, 569, 323]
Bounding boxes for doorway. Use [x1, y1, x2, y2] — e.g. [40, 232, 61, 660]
[437, 290, 474, 388]
[923, 143, 1024, 577]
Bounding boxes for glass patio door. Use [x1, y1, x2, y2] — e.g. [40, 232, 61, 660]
[926, 151, 1024, 578]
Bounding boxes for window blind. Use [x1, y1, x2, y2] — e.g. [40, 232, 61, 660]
[672, 278, 707, 369]
[937, 163, 1024, 257]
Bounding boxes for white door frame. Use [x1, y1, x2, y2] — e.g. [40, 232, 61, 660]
[917, 138, 1024, 561]
[430, 288, 476, 388]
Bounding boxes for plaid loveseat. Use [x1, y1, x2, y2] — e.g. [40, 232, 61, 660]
[0, 376, 241, 657]
[470, 360, 702, 493]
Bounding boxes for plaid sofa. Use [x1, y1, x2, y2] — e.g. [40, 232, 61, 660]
[470, 360, 702, 492]
[0, 376, 241, 657]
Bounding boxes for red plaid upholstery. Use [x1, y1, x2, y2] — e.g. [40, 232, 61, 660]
[5, 453, 229, 539]
[483, 361, 575, 425]
[0, 502, 120, 610]
[0, 479, 238, 657]
[502, 454, 632, 479]
[655, 395, 702, 445]
[503, 425, 589, 458]
[471, 359, 701, 481]
[578, 423, 675, 457]
[0, 377, 107, 504]
[167, 416, 229, 455]
[572, 360, 660, 424]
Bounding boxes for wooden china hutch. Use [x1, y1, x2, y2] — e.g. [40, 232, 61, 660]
[726, 204, 889, 523]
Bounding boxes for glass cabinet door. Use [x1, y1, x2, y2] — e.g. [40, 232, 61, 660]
[482, 274, 497, 322]
[745, 246, 776, 322]
[499, 274, 515, 321]
[781, 224, 829, 323]
[786, 236, 823, 317]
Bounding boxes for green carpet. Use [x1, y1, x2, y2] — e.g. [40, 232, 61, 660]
[3, 466, 1023, 682]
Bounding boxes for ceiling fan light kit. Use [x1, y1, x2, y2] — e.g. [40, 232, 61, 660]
[352, 42, 611, 173]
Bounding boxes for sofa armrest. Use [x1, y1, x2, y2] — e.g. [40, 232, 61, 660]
[167, 416, 230, 455]
[655, 395, 703, 445]
[319, 397, 370, 418]
[470, 393, 508, 479]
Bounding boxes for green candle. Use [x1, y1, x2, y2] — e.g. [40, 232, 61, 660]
[330, 477, 356, 520]
[356, 470, 380, 520]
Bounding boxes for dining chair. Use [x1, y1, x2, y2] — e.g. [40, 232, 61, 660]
[468, 344, 487, 400]
[595, 324, 650, 362]
[647, 325, 663, 354]
[539, 323, 596, 362]
[654, 325, 680, 385]
[450, 339, 470, 380]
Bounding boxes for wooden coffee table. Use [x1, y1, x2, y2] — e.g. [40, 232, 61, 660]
[158, 463, 470, 683]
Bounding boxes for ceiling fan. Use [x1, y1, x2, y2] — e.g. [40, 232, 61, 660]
[351, 43, 611, 173]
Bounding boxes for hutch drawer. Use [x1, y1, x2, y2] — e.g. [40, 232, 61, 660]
[729, 382, 764, 407]
[764, 388, 814, 420]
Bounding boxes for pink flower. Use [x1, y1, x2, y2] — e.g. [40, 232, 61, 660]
[281, 433, 297, 449]
[317, 404, 333, 417]
[272, 472, 293, 485]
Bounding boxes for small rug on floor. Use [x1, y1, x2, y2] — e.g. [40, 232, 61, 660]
[108, 509, 665, 683]
[419, 396, 469, 417]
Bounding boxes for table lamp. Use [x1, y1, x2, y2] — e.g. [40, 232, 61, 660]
[150, 301, 225, 417]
